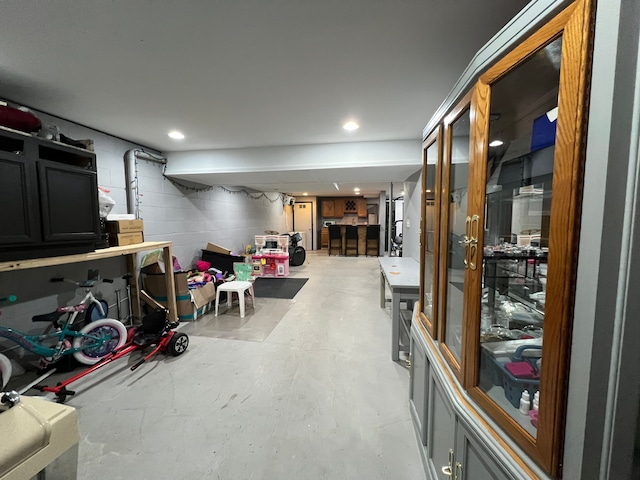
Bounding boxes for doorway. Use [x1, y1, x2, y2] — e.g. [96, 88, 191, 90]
[293, 202, 313, 250]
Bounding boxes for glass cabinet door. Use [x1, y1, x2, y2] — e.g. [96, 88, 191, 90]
[476, 36, 562, 439]
[464, 0, 593, 474]
[420, 126, 442, 337]
[439, 94, 473, 376]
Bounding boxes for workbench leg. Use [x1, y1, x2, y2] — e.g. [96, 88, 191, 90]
[161, 245, 178, 323]
[391, 291, 401, 361]
[126, 254, 142, 321]
[380, 270, 386, 309]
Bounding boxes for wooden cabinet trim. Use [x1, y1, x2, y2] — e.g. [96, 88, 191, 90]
[438, 89, 473, 381]
[420, 126, 443, 339]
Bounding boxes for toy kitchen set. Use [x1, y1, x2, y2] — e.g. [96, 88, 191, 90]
[252, 235, 290, 277]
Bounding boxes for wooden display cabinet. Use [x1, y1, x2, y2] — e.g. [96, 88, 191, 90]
[415, 0, 593, 476]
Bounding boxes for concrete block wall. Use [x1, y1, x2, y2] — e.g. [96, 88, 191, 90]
[0, 108, 288, 347]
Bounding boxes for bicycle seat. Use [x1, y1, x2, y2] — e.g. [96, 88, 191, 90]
[32, 310, 66, 323]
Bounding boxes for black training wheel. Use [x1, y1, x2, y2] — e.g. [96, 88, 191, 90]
[167, 332, 189, 356]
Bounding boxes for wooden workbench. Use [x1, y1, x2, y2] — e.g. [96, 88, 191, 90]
[0, 241, 178, 322]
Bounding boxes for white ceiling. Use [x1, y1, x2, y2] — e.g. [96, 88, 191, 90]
[0, 0, 529, 197]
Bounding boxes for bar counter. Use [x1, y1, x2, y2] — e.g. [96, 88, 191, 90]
[322, 225, 379, 256]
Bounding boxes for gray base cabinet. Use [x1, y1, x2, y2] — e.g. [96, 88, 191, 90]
[411, 325, 524, 480]
[409, 334, 429, 446]
[455, 419, 512, 480]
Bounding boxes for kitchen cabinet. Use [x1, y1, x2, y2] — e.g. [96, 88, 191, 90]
[321, 199, 335, 217]
[416, 0, 593, 477]
[321, 227, 328, 248]
[343, 197, 365, 215]
[0, 127, 99, 261]
[321, 198, 344, 218]
[323, 197, 366, 218]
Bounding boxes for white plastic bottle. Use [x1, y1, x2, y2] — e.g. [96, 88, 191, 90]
[533, 390, 540, 411]
[519, 390, 531, 415]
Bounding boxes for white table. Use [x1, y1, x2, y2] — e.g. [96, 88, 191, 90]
[379, 257, 420, 361]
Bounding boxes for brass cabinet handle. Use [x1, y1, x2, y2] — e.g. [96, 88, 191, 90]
[454, 461, 463, 480]
[469, 214, 479, 271]
[469, 214, 479, 242]
[442, 449, 457, 477]
[463, 216, 471, 268]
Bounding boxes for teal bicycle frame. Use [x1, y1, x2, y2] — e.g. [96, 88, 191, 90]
[0, 323, 107, 361]
[0, 287, 116, 363]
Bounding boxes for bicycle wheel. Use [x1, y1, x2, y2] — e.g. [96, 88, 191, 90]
[72, 318, 127, 365]
[0, 353, 11, 389]
[85, 299, 109, 322]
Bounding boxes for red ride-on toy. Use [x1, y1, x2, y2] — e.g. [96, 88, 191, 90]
[35, 308, 188, 403]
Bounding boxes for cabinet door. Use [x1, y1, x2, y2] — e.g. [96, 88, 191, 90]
[333, 199, 344, 218]
[438, 92, 473, 380]
[427, 369, 456, 479]
[38, 161, 99, 242]
[357, 198, 367, 217]
[455, 420, 512, 480]
[409, 331, 430, 446]
[420, 127, 442, 338]
[0, 154, 40, 245]
[321, 199, 335, 217]
[464, 1, 593, 475]
[321, 227, 328, 248]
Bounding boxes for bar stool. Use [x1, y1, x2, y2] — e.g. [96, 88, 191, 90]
[328, 225, 342, 255]
[345, 225, 358, 256]
[365, 225, 380, 256]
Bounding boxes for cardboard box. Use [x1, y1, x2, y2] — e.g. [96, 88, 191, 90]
[191, 282, 216, 310]
[205, 242, 232, 255]
[143, 272, 193, 321]
[107, 219, 144, 233]
[109, 231, 144, 247]
[143, 273, 217, 322]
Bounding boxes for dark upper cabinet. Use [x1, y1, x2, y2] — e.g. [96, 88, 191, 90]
[38, 160, 99, 242]
[0, 152, 40, 245]
[0, 127, 99, 261]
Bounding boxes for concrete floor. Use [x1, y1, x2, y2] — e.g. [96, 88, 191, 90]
[21, 252, 425, 479]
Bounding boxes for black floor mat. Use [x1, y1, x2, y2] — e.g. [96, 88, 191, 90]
[253, 277, 308, 299]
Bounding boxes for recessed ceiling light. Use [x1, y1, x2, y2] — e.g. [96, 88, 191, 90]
[354, 187, 360, 192]
[426, 189, 432, 193]
[343, 121, 359, 131]
[489, 140, 503, 147]
[168, 130, 185, 140]
[303, 192, 308, 196]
